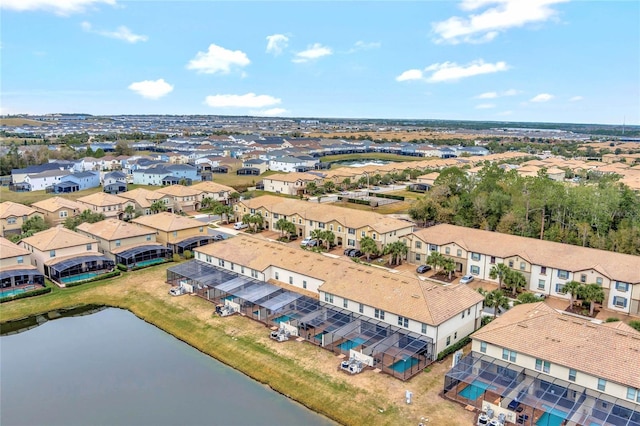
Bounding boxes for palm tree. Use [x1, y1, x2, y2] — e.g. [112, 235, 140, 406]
[384, 240, 408, 265]
[306, 182, 318, 196]
[321, 230, 335, 251]
[150, 200, 166, 214]
[426, 252, 445, 274]
[560, 280, 583, 311]
[242, 213, 254, 232]
[580, 283, 605, 316]
[124, 204, 135, 221]
[442, 257, 456, 280]
[310, 229, 324, 247]
[213, 204, 233, 224]
[482, 289, 510, 319]
[503, 270, 527, 297]
[323, 180, 336, 194]
[359, 236, 379, 261]
[489, 263, 510, 290]
[275, 218, 290, 238]
[514, 293, 540, 305]
[341, 178, 351, 191]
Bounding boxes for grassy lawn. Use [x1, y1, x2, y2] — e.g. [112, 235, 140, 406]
[330, 199, 414, 215]
[320, 153, 426, 163]
[0, 184, 158, 205]
[0, 264, 473, 426]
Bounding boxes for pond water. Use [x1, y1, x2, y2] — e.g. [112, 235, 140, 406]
[0, 307, 335, 426]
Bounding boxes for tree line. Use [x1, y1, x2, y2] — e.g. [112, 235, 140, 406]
[409, 163, 640, 255]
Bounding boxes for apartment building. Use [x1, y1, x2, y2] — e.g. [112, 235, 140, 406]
[408, 224, 640, 316]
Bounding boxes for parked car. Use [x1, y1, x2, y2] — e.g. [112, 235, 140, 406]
[301, 238, 318, 247]
[371, 186, 381, 190]
[460, 275, 475, 284]
[416, 265, 432, 274]
[233, 222, 248, 230]
[213, 234, 225, 241]
[344, 248, 353, 255]
[348, 249, 363, 257]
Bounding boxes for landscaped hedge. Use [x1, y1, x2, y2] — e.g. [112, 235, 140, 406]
[129, 259, 171, 271]
[116, 263, 128, 272]
[437, 336, 471, 361]
[64, 271, 121, 288]
[368, 193, 405, 201]
[346, 198, 371, 206]
[0, 285, 52, 304]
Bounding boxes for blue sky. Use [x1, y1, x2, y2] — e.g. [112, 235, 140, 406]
[2, 0, 639, 125]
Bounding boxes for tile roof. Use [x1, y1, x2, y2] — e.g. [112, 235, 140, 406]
[471, 302, 640, 388]
[77, 192, 128, 207]
[240, 195, 413, 235]
[155, 184, 201, 198]
[412, 224, 640, 284]
[0, 201, 38, 219]
[132, 212, 204, 232]
[0, 237, 30, 259]
[196, 235, 484, 325]
[189, 181, 235, 194]
[21, 226, 97, 251]
[264, 172, 323, 183]
[76, 218, 155, 241]
[118, 188, 166, 208]
[32, 197, 83, 213]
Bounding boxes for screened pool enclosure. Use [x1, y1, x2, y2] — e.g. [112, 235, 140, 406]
[114, 244, 171, 269]
[46, 254, 115, 284]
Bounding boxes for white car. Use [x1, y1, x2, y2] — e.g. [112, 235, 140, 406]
[300, 238, 317, 247]
[460, 275, 475, 284]
[233, 222, 249, 230]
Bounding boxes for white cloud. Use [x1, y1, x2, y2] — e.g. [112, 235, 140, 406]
[292, 43, 332, 63]
[424, 60, 509, 82]
[253, 108, 287, 116]
[1, 0, 115, 15]
[569, 95, 583, 102]
[266, 34, 289, 56]
[475, 88, 520, 98]
[475, 103, 496, 109]
[395, 69, 424, 82]
[204, 93, 281, 108]
[530, 93, 554, 102]
[81, 21, 148, 43]
[187, 44, 250, 75]
[432, 0, 568, 44]
[349, 40, 382, 53]
[128, 79, 173, 100]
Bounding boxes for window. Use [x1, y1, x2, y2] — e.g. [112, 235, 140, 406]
[59, 211, 68, 218]
[454, 332, 457, 339]
[115, 240, 121, 247]
[557, 270, 569, 279]
[446, 336, 451, 346]
[502, 349, 517, 362]
[538, 280, 546, 290]
[415, 241, 422, 249]
[490, 256, 496, 264]
[597, 378, 606, 391]
[173, 231, 178, 237]
[456, 249, 462, 257]
[429, 244, 437, 251]
[415, 254, 421, 261]
[421, 323, 427, 334]
[596, 277, 603, 286]
[462, 311, 465, 319]
[471, 252, 481, 261]
[308, 220, 313, 227]
[146, 235, 151, 241]
[230, 263, 234, 271]
[616, 281, 629, 292]
[568, 369, 576, 381]
[240, 266, 245, 274]
[359, 303, 364, 313]
[535, 359, 550, 373]
[613, 296, 627, 308]
[372, 233, 376, 240]
[397, 316, 409, 327]
[555, 283, 565, 293]
[324, 293, 334, 303]
[470, 265, 480, 275]
[627, 388, 640, 403]
[347, 239, 355, 247]
[7, 217, 16, 224]
[251, 270, 258, 278]
[361, 231, 366, 237]
[205, 255, 211, 263]
[199, 226, 203, 232]
[17, 256, 23, 264]
[302, 280, 307, 289]
[298, 219, 302, 224]
[318, 222, 325, 229]
[580, 274, 587, 283]
[508, 260, 514, 268]
[343, 298, 348, 308]
[337, 226, 342, 232]
[218, 259, 225, 267]
[480, 341, 487, 353]
[540, 266, 547, 275]
[520, 262, 526, 271]
[273, 213, 279, 219]
[329, 225, 333, 231]
[50, 250, 56, 258]
[86, 243, 92, 251]
[348, 228, 355, 235]
[445, 247, 450, 254]
[374, 309, 385, 320]
[275, 272, 279, 280]
[289, 276, 293, 284]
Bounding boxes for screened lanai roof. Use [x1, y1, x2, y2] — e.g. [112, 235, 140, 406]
[446, 353, 640, 426]
[114, 244, 169, 258]
[366, 330, 433, 359]
[328, 317, 392, 348]
[0, 268, 43, 280]
[259, 291, 303, 312]
[214, 276, 253, 293]
[48, 254, 112, 273]
[167, 260, 235, 285]
[174, 235, 214, 249]
[232, 282, 281, 303]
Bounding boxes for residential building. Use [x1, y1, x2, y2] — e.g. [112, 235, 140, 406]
[51, 171, 100, 193]
[118, 188, 173, 215]
[241, 158, 269, 174]
[76, 219, 169, 269]
[20, 226, 113, 284]
[132, 164, 199, 185]
[0, 237, 45, 291]
[191, 234, 484, 379]
[408, 224, 640, 315]
[189, 181, 235, 205]
[132, 212, 213, 254]
[155, 184, 201, 212]
[444, 302, 640, 425]
[23, 169, 71, 191]
[269, 156, 309, 173]
[0, 201, 44, 237]
[76, 192, 135, 219]
[261, 173, 324, 196]
[102, 171, 128, 194]
[32, 197, 83, 226]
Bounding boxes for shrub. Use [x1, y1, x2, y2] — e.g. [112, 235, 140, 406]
[184, 250, 193, 259]
[605, 317, 620, 323]
[0, 285, 52, 304]
[64, 271, 121, 288]
[172, 253, 181, 262]
[481, 316, 493, 327]
[630, 320, 640, 332]
[437, 336, 471, 361]
[116, 263, 128, 272]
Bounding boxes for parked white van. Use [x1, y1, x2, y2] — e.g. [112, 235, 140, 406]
[234, 222, 249, 230]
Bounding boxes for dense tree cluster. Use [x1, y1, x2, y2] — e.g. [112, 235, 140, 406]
[409, 163, 640, 255]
